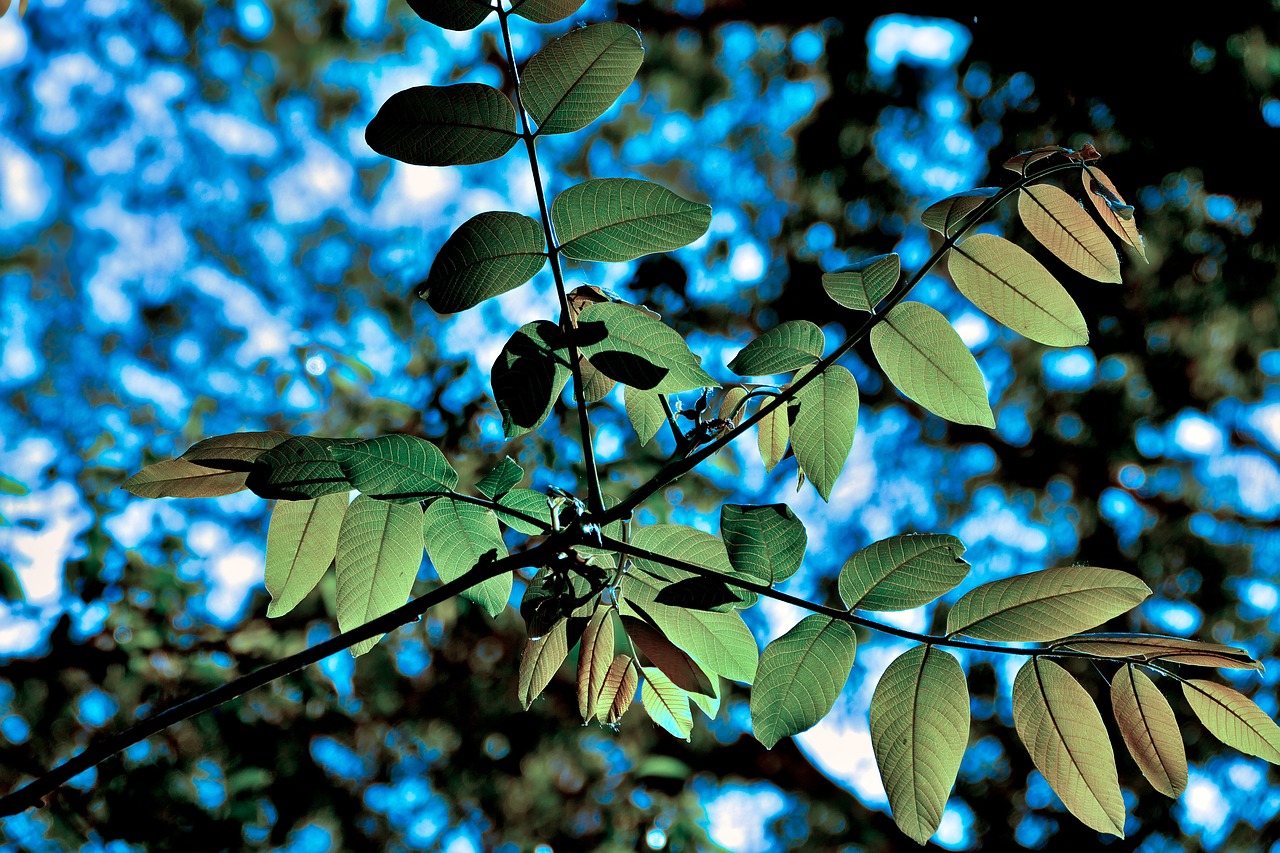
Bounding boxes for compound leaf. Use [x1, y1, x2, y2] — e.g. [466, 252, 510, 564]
[641, 666, 694, 739]
[1111, 665, 1187, 797]
[492, 321, 572, 438]
[265, 492, 348, 617]
[422, 497, 510, 617]
[552, 178, 710, 262]
[523, 22, 643, 135]
[1018, 184, 1122, 283]
[576, 302, 716, 393]
[822, 253, 900, 312]
[124, 458, 248, 499]
[1182, 679, 1280, 764]
[365, 84, 519, 166]
[750, 615, 856, 749]
[335, 496, 424, 657]
[720, 503, 806, 584]
[728, 321, 824, 375]
[791, 365, 858, 502]
[179, 431, 292, 471]
[578, 606, 616, 722]
[518, 618, 570, 709]
[839, 534, 969, 612]
[331, 434, 457, 502]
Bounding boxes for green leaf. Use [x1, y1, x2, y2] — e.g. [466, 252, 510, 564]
[405, 0, 492, 30]
[791, 365, 858, 502]
[476, 456, 524, 500]
[365, 84, 519, 167]
[756, 400, 789, 473]
[1013, 658, 1126, 837]
[870, 645, 970, 845]
[577, 605, 616, 722]
[124, 458, 249, 499]
[623, 614, 715, 696]
[0, 474, 28, 496]
[596, 654, 639, 724]
[511, 0, 584, 23]
[720, 504, 806, 584]
[626, 524, 733, 584]
[1182, 679, 1280, 764]
[422, 497, 511, 617]
[492, 321, 572, 438]
[838, 533, 969, 612]
[627, 598, 758, 684]
[948, 233, 1089, 347]
[576, 302, 717, 393]
[552, 178, 711, 262]
[641, 666, 694, 739]
[416, 212, 546, 314]
[522, 22, 643, 135]
[1018, 184, 1122, 283]
[518, 618, 570, 710]
[179, 431, 292, 471]
[869, 301, 994, 428]
[265, 493, 348, 618]
[1049, 634, 1262, 671]
[495, 488, 553, 534]
[690, 676, 722, 721]
[822, 253, 900, 312]
[246, 436, 354, 500]
[624, 386, 665, 446]
[728, 321, 824, 375]
[334, 495, 425, 657]
[1111, 665, 1187, 798]
[330, 434, 458, 502]
[920, 187, 998, 236]
[0, 558, 25, 603]
[945, 566, 1151, 642]
[750, 615, 856, 749]
[1083, 167, 1145, 259]
[717, 386, 748, 424]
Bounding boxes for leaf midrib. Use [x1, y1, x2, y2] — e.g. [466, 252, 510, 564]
[954, 242, 1079, 338]
[1023, 187, 1115, 273]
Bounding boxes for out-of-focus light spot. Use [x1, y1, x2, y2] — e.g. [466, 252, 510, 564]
[305, 355, 328, 376]
[1238, 579, 1279, 617]
[238, 0, 273, 40]
[0, 137, 52, 232]
[1245, 402, 1280, 452]
[1144, 598, 1202, 634]
[283, 823, 333, 853]
[729, 242, 765, 282]
[311, 736, 372, 781]
[346, 0, 385, 37]
[790, 30, 823, 64]
[867, 15, 971, 76]
[934, 799, 975, 850]
[953, 310, 993, 349]
[1263, 99, 1280, 128]
[1260, 350, 1280, 376]
[703, 782, 788, 853]
[645, 827, 667, 849]
[1, 714, 30, 743]
[1041, 348, 1096, 391]
[1169, 410, 1224, 457]
[76, 689, 119, 727]
[1182, 774, 1229, 835]
[0, 14, 27, 69]
[1204, 194, 1236, 222]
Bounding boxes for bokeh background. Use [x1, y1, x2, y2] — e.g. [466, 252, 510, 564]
[2, 0, 1279, 850]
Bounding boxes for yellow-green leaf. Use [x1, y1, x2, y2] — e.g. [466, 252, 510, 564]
[495, 488, 553, 535]
[596, 654, 639, 725]
[1013, 658, 1126, 837]
[335, 496, 424, 657]
[948, 233, 1089, 347]
[921, 187, 998, 236]
[839, 533, 968, 612]
[626, 598, 757, 685]
[946, 567, 1150, 642]
[522, 23, 643, 135]
[578, 605, 616, 722]
[720, 503, 806, 584]
[870, 645, 969, 845]
[422, 497, 511, 617]
[728, 321, 824, 375]
[518, 618, 570, 710]
[1111, 665, 1187, 797]
[1018, 184, 1121, 283]
[1049, 634, 1262, 671]
[756, 400, 789, 473]
[265, 492, 348, 618]
[1182, 679, 1280, 764]
[246, 436, 354, 500]
[791, 365, 858, 502]
[123, 458, 248, 499]
[870, 302, 994, 428]
[822, 252, 900, 312]
[641, 666, 693, 739]
[750, 615, 856, 749]
[624, 386, 665, 446]
[1083, 167, 1145, 260]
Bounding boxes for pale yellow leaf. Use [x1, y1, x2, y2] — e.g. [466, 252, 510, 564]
[1111, 665, 1186, 797]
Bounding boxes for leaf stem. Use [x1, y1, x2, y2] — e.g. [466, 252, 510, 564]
[658, 394, 685, 449]
[497, 4, 604, 515]
[448, 491, 551, 531]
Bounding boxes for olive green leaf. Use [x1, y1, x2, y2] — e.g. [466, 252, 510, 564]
[921, 187, 998, 236]
[1018, 184, 1122, 283]
[624, 386, 665, 446]
[1182, 679, 1280, 763]
[641, 666, 694, 739]
[406, 0, 492, 30]
[946, 567, 1151, 642]
[1002, 146, 1065, 174]
[124, 458, 249, 499]
[822, 253, 900, 312]
[495, 488, 553, 534]
[335, 496, 425, 657]
[1049, 634, 1261, 670]
[869, 302, 994, 428]
[948, 234, 1089, 347]
[1083, 167, 1146, 259]
[839, 533, 969, 612]
[578, 605, 616, 722]
[791, 365, 859, 502]
[476, 456, 524, 500]
[492, 321, 572, 438]
[870, 645, 970, 845]
[552, 179, 711, 262]
[331, 434, 458, 502]
[1013, 658, 1126, 837]
[727, 321, 824, 375]
[510, 0, 584, 24]
[265, 492, 348, 618]
[422, 497, 511, 617]
[246, 436, 354, 500]
[0, 474, 28, 496]
[1111, 665, 1187, 797]
[717, 386, 748, 425]
[626, 598, 758, 685]
[720, 503, 806, 584]
[596, 654, 640, 725]
[365, 84, 519, 167]
[522, 22, 643, 135]
[756, 400, 789, 473]
[750, 615, 856, 749]
[179, 431, 292, 471]
[416, 212, 546, 314]
[518, 618, 570, 710]
[575, 302, 717, 393]
[622, 613, 715, 696]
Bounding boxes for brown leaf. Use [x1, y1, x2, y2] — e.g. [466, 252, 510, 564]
[123, 458, 249, 499]
[1002, 145, 1066, 174]
[518, 618, 570, 709]
[1111, 665, 1187, 797]
[1018, 184, 1122, 283]
[596, 654, 639, 725]
[1050, 633, 1262, 670]
[622, 614, 716, 696]
[577, 605, 616, 722]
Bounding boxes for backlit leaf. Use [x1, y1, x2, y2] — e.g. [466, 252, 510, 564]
[1049, 634, 1262, 671]
[331, 434, 458, 502]
[596, 654, 639, 725]
[623, 387, 665, 446]
[946, 567, 1151, 642]
[495, 488, 553, 534]
[1013, 658, 1126, 836]
[576, 302, 717, 393]
[624, 614, 715, 696]
[720, 503, 806, 584]
[690, 676, 722, 720]
[791, 365, 858, 502]
[728, 321, 824, 375]
[1018, 184, 1121, 283]
[1182, 679, 1280, 763]
[422, 497, 511, 617]
[1083, 167, 1145, 259]
[511, 0, 584, 24]
[335, 496, 424, 657]
[948, 234, 1089, 347]
[870, 645, 969, 845]
[124, 458, 249, 499]
[578, 606, 616, 722]
[265, 492, 348, 617]
[750, 615, 856, 749]
[365, 84, 519, 166]
[406, 0, 492, 30]
[1111, 665, 1187, 797]
[756, 401, 789, 473]
[518, 618, 570, 709]
[180, 431, 292, 471]
[870, 302, 994, 428]
[416, 212, 546, 314]
[1002, 146, 1065, 174]
[641, 666, 693, 739]
[491, 321, 571, 437]
[822, 253, 900, 312]
[717, 386, 748, 425]
[921, 187, 998, 236]
[627, 599, 757, 684]
[476, 456, 524, 500]
[839, 533, 968, 612]
[552, 178, 711, 262]
[246, 436, 353, 500]
[523, 23, 643, 135]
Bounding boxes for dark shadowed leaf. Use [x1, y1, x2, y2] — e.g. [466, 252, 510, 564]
[416, 212, 546, 314]
[728, 321, 824, 375]
[124, 458, 249, 499]
[750, 615, 856, 749]
[422, 497, 510, 617]
[265, 492, 348, 617]
[552, 179, 710, 262]
[1111, 665, 1187, 797]
[180, 431, 292, 471]
[406, 0, 492, 30]
[246, 436, 353, 500]
[654, 576, 742, 612]
[335, 496, 424, 657]
[720, 503, 806, 584]
[1049, 634, 1262, 670]
[521, 566, 594, 638]
[491, 321, 571, 437]
[622, 613, 715, 696]
[822, 253, 900, 312]
[1018, 184, 1122, 283]
[576, 302, 716, 393]
[1083, 167, 1146, 259]
[839, 533, 968, 612]
[523, 22, 643, 134]
[331, 434, 458, 502]
[511, 0, 584, 24]
[791, 365, 858, 502]
[1002, 146, 1065, 174]
[365, 84, 519, 166]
